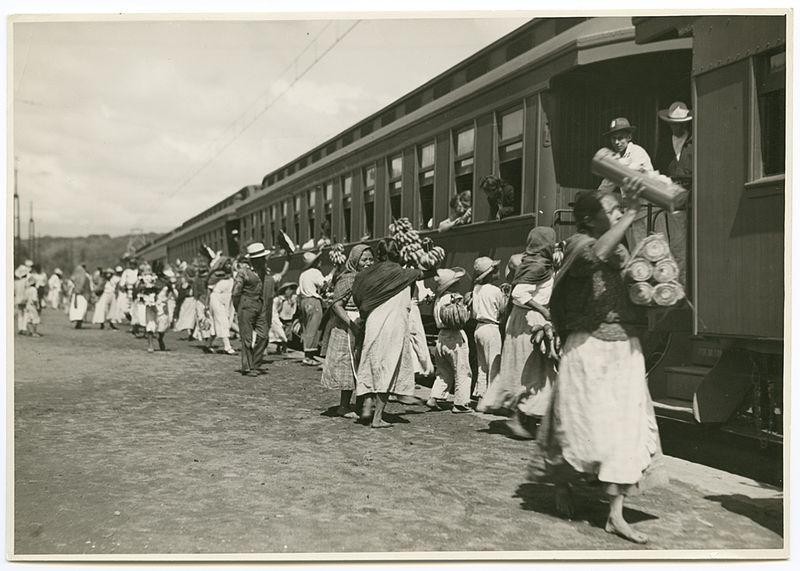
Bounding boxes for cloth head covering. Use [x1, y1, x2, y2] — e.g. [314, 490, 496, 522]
[512, 226, 556, 286]
[351, 260, 420, 315]
[331, 244, 371, 305]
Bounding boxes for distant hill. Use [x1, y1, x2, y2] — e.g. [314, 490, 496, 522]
[14, 233, 162, 274]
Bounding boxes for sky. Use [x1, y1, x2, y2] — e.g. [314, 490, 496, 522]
[11, 13, 534, 238]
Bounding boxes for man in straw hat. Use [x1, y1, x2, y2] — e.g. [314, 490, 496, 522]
[654, 100, 693, 284]
[597, 117, 654, 195]
[232, 242, 289, 376]
[297, 250, 334, 366]
[426, 267, 473, 414]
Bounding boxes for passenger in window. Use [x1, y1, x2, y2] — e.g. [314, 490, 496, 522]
[479, 175, 517, 220]
[653, 101, 693, 285]
[438, 191, 472, 232]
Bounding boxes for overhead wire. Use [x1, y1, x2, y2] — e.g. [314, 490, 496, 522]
[133, 20, 360, 229]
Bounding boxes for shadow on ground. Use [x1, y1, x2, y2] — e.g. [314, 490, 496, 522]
[704, 495, 783, 537]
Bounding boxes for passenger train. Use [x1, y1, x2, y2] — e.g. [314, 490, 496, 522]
[136, 16, 787, 445]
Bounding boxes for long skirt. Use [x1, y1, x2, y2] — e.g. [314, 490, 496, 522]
[68, 294, 88, 322]
[193, 299, 213, 340]
[209, 291, 232, 339]
[115, 292, 131, 321]
[48, 289, 61, 310]
[528, 331, 663, 494]
[356, 288, 416, 397]
[92, 292, 115, 323]
[477, 304, 556, 416]
[174, 297, 197, 332]
[321, 311, 360, 391]
[430, 329, 471, 406]
[409, 302, 433, 376]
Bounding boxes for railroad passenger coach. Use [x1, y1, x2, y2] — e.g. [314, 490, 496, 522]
[135, 15, 787, 443]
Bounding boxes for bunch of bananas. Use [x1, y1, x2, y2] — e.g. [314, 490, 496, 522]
[390, 217, 446, 270]
[328, 243, 346, 266]
[530, 322, 561, 362]
[389, 217, 421, 247]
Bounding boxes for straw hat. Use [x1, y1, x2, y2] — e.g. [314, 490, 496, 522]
[434, 267, 466, 294]
[24, 259, 34, 267]
[245, 242, 269, 259]
[15, 265, 30, 279]
[302, 251, 322, 269]
[114, 265, 123, 273]
[277, 281, 298, 294]
[603, 117, 636, 136]
[658, 101, 693, 123]
[473, 257, 500, 283]
[54, 268, 63, 276]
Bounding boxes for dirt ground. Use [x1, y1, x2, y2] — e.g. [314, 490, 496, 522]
[11, 308, 785, 558]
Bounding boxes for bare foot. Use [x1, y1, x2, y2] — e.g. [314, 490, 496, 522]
[555, 483, 574, 519]
[371, 420, 393, 428]
[605, 517, 648, 544]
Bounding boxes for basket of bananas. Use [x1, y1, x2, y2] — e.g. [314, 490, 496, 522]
[530, 322, 561, 362]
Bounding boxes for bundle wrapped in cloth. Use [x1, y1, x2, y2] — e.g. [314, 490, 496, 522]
[389, 217, 446, 270]
[623, 233, 685, 307]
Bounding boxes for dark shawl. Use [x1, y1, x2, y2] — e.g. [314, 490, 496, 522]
[512, 226, 556, 286]
[332, 244, 371, 305]
[70, 266, 92, 297]
[351, 260, 420, 314]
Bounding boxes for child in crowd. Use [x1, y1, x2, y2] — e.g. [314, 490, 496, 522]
[427, 267, 473, 413]
[271, 282, 298, 354]
[470, 256, 507, 399]
[24, 274, 43, 337]
[135, 264, 162, 353]
[14, 265, 30, 335]
[155, 268, 179, 352]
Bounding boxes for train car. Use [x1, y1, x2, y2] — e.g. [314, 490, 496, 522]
[145, 16, 786, 445]
[631, 15, 786, 444]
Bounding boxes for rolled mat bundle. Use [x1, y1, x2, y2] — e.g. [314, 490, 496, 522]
[653, 259, 679, 283]
[624, 233, 684, 307]
[629, 282, 655, 305]
[653, 282, 685, 306]
[626, 259, 654, 282]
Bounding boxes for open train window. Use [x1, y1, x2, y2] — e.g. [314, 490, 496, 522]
[363, 165, 376, 238]
[453, 125, 475, 213]
[259, 210, 266, 242]
[306, 189, 316, 245]
[496, 106, 524, 218]
[388, 154, 403, 221]
[341, 175, 352, 242]
[417, 143, 435, 229]
[269, 204, 278, 246]
[251, 213, 257, 242]
[752, 49, 786, 179]
[293, 195, 301, 243]
[280, 201, 288, 239]
[323, 182, 333, 241]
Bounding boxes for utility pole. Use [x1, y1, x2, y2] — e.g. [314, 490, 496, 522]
[28, 201, 35, 262]
[13, 158, 20, 262]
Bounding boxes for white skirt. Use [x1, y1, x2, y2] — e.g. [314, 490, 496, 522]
[69, 294, 88, 322]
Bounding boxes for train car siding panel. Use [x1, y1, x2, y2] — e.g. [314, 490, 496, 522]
[695, 59, 783, 339]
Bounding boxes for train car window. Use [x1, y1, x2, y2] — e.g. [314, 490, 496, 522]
[454, 126, 476, 214]
[323, 182, 333, 240]
[251, 213, 257, 241]
[342, 176, 352, 242]
[417, 143, 435, 230]
[306, 189, 316, 243]
[281, 200, 288, 237]
[388, 155, 403, 221]
[495, 106, 524, 218]
[293, 196, 301, 242]
[363, 165, 376, 238]
[270, 204, 278, 245]
[754, 49, 786, 178]
[260, 210, 266, 240]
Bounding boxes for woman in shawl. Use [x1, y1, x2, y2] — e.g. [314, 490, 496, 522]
[351, 238, 432, 428]
[321, 244, 374, 418]
[69, 265, 92, 329]
[529, 181, 662, 545]
[477, 226, 558, 439]
[173, 265, 197, 337]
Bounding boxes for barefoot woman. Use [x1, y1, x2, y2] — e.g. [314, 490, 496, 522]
[529, 178, 663, 544]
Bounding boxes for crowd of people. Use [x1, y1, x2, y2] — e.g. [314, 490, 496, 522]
[14, 105, 696, 545]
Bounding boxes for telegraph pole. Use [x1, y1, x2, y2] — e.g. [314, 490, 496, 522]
[28, 201, 35, 262]
[13, 158, 20, 262]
